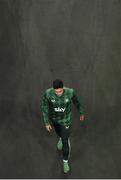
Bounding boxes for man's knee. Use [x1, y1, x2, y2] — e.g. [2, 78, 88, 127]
[62, 138, 69, 147]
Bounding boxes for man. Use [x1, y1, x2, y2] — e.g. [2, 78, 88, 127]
[41, 79, 85, 173]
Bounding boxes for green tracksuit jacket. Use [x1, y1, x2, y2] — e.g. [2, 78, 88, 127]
[41, 87, 84, 126]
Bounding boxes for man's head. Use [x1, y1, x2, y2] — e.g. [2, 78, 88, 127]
[53, 79, 64, 96]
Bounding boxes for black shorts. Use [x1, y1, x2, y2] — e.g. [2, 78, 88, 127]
[52, 123, 71, 139]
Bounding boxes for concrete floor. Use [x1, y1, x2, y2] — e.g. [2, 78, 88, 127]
[0, 0, 121, 178]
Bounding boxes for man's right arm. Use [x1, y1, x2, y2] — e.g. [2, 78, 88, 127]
[41, 92, 50, 125]
[41, 92, 53, 132]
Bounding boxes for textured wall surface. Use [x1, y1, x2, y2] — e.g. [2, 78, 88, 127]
[0, 0, 121, 178]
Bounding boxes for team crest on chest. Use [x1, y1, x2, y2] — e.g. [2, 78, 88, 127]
[65, 98, 69, 103]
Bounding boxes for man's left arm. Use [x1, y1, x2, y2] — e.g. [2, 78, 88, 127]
[72, 89, 85, 121]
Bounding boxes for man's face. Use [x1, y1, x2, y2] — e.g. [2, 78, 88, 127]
[54, 88, 64, 96]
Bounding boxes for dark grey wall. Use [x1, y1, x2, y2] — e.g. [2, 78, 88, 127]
[0, 0, 121, 178]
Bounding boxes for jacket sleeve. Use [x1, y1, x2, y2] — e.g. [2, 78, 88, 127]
[72, 89, 85, 115]
[41, 92, 50, 125]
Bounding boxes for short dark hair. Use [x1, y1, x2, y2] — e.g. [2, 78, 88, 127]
[53, 79, 63, 89]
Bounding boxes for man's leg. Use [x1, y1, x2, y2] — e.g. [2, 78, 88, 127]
[53, 123, 71, 156]
[60, 125, 71, 161]
[53, 123, 63, 150]
[53, 123, 61, 137]
[53, 123, 71, 173]
[60, 125, 71, 173]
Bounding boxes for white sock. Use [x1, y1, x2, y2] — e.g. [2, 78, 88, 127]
[63, 160, 68, 163]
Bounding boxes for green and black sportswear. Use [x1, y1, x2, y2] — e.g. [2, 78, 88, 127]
[41, 87, 84, 126]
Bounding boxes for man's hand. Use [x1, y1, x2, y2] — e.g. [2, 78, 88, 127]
[45, 124, 53, 132]
[80, 115, 85, 121]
